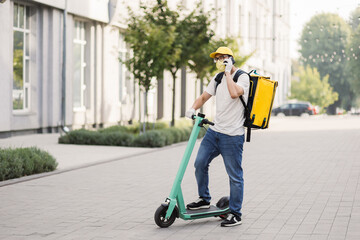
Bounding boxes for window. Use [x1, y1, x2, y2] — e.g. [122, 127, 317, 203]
[13, 3, 31, 111]
[118, 33, 127, 103]
[73, 20, 87, 110]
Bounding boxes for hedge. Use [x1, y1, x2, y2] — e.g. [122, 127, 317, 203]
[0, 147, 58, 181]
[58, 124, 208, 148]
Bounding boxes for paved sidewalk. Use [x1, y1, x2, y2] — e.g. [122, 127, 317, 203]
[0, 133, 157, 171]
[0, 116, 359, 239]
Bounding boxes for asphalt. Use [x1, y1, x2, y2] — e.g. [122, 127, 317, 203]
[0, 115, 359, 239]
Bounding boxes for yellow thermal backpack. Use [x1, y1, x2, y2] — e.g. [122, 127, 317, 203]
[215, 69, 278, 142]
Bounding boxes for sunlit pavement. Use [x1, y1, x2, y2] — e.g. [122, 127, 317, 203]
[0, 115, 359, 240]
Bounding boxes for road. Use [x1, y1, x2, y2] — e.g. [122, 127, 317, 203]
[0, 116, 359, 240]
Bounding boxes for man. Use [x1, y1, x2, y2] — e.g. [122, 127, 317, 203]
[185, 46, 249, 227]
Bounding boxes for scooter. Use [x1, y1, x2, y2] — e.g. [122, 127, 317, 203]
[154, 113, 230, 228]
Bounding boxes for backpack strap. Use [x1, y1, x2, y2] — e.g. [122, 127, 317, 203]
[235, 70, 252, 142]
[214, 69, 246, 92]
[214, 72, 224, 92]
[240, 96, 251, 142]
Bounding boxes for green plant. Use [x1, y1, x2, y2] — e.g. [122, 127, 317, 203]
[0, 147, 58, 181]
[299, 13, 353, 112]
[58, 122, 207, 148]
[133, 130, 167, 148]
[98, 125, 130, 134]
[102, 132, 134, 146]
[290, 65, 339, 111]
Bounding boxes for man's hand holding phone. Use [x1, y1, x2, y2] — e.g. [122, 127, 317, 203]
[224, 59, 233, 73]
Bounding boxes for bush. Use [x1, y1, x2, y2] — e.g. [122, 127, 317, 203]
[58, 122, 209, 148]
[181, 127, 193, 141]
[102, 132, 134, 146]
[158, 129, 176, 145]
[133, 130, 166, 147]
[0, 147, 58, 181]
[59, 129, 104, 145]
[98, 125, 130, 134]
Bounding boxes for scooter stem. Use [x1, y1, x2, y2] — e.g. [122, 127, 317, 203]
[165, 115, 203, 218]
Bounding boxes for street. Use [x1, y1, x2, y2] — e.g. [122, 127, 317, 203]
[0, 116, 360, 240]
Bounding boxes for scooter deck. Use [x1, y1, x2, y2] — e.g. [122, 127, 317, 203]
[182, 205, 230, 219]
[186, 205, 220, 214]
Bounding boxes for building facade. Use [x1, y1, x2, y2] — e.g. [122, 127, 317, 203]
[0, 0, 290, 137]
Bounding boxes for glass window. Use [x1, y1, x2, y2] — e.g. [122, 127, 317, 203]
[73, 20, 87, 110]
[13, 3, 31, 111]
[13, 4, 18, 27]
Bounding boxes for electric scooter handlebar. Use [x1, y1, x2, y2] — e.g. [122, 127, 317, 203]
[202, 118, 215, 126]
[191, 113, 215, 126]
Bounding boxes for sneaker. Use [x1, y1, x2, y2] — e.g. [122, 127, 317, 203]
[186, 198, 210, 210]
[221, 213, 242, 227]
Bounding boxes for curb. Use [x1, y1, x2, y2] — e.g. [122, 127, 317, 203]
[0, 141, 189, 188]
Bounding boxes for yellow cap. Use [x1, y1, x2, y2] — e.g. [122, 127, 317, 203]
[209, 47, 234, 58]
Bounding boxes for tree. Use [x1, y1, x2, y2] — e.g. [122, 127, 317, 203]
[299, 13, 352, 113]
[183, 4, 215, 99]
[345, 25, 360, 105]
[124, 4, 176, 132]
[346, 7, 360, 107]
[139, 0, 181, 127]
[349, 6, 360, 31]
[290, 65, 338, 111]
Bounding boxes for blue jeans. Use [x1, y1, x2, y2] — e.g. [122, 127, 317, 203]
[194, 128, 244, 217]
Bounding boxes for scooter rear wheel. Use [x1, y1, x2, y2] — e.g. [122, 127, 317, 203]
[154, 204, 176, 228]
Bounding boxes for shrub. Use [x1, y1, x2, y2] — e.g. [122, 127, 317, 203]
[102, 132, 134, 146]
[98, 125, 130, 134]
[133, 130, 166, 147]
[59, 129, 104, 145]
[131, 121, 169, 133]
[181, 127, 193, 141]
[166, 128, 183, 144]
[158, 129, 176, 145]
[58, 122, 208, 148]
[0, 147, 58, 181]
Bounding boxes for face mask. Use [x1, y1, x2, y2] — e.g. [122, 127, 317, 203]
[216, 60, 226, 72]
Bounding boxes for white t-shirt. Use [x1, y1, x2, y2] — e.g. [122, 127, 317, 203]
[205, 69, 250, 136]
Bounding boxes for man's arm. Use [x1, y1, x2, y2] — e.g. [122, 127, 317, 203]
[191, 91, 212, 110]
[185, 91, 212, 118]
[225, 72, 244, 99]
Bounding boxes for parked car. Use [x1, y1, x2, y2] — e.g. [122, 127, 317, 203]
[272, 101, 315, 116]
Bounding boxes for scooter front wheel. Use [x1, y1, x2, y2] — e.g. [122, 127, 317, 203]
[154, 204, 176, 228]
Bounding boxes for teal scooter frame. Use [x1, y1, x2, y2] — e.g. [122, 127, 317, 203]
[154, 113, 230, 228]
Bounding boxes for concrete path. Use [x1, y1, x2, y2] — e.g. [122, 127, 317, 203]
[0, 116, 359, 239]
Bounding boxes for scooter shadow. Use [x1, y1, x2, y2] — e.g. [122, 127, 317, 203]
[156, 217, 223, 230]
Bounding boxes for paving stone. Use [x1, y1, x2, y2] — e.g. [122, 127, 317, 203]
[0, 117, 359, 239]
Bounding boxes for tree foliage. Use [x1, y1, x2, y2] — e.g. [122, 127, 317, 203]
[124, 0, 252, 126]
[183, 4, 214, 84]
[299, 13, 352, 112]
[346, 25, 360, 102]
[124, 8, 175, 93]
[349, 7, 360, 31]
[290, 65, 338, 110]
[124, 2, 178, 132]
